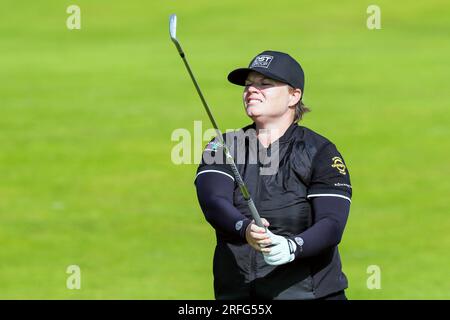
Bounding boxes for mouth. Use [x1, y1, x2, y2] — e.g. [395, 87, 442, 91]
[246, 98, 263, 106]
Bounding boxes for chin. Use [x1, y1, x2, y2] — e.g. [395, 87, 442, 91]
[246, 109, 261, 118]
[247, 113, 265, 122]
[246, 105, 261, 114]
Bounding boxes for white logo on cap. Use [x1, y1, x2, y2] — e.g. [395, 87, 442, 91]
[250, 55, 274, 69]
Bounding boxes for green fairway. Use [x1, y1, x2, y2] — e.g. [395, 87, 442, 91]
[0, 0, 449, 299]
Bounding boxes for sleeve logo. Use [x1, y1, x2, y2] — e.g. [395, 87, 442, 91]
[204, 141, 221, 152]
[331, 156, 347, 175]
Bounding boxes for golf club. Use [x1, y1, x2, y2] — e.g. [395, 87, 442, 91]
[169, 14, 264, 228]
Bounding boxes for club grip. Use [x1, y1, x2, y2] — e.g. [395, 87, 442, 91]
[247, 198, 264, 227]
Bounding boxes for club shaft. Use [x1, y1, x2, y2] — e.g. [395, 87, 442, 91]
[178, 52, 264, 227]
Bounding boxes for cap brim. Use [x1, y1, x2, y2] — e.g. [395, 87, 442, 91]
[227, 68, 252, 86]
[227, 68, 291, 87]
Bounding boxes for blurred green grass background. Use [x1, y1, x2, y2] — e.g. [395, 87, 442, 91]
[0, 0, 449, 299]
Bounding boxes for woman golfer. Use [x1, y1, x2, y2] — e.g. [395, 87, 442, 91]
[195, 50, 352, 300]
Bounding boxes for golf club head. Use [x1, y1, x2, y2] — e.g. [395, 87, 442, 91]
[169, 14, 184, 55]
[169, 14, 177, 40]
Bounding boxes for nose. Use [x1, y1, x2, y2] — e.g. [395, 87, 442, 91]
[245, 84, 259, 93]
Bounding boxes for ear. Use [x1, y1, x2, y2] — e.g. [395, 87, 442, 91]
[289, 88, 302, 107]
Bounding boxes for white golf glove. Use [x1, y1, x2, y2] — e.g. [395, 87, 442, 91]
[263, 230, 297, 266]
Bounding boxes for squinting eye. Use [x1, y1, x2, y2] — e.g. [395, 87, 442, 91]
[244, 82, 271, 88]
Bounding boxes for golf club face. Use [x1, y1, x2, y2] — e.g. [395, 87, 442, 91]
[169, 14, 177, 41]
[169, 14, 183, 55]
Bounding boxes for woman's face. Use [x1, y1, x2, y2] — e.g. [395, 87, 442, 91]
[243, 72, 298, 122]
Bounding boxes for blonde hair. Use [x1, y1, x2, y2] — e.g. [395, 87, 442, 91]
[289, 87, 310, 122]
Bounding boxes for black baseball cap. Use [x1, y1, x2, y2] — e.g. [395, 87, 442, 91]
[227, 50, 305, 94]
